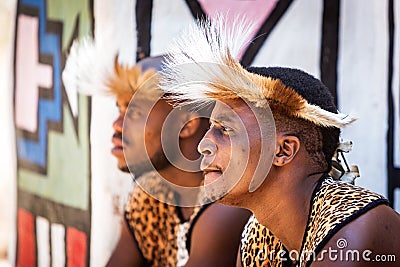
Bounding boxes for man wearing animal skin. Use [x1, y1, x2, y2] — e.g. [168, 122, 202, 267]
[160, 17, 400, 267]
[63, 46, 251, 267]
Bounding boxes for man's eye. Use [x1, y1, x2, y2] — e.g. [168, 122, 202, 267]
[210, 123, 231, 135]
[220, 125, 232, 135]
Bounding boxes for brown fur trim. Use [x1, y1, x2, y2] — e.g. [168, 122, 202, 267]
[107, 57, 160, 99]
[160, 16, 355, 128]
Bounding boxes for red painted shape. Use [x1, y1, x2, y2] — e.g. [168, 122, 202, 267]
[17, 208, 36, 267]
[66, 227, 87, 267]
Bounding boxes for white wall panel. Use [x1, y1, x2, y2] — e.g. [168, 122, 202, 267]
[338, 0, 388, 196]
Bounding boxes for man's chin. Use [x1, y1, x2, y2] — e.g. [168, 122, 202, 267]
[118, 165, 130, 173]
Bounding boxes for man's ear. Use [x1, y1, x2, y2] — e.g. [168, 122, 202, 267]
[273, 134, 300, 166]
[179, 113, 201, 138]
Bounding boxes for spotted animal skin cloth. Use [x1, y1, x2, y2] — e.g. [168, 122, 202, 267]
[125, 171, 203, 267]
[240, 175, 388, 267]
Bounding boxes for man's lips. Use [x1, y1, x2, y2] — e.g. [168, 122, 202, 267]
[112, 133, 123, 146]
[111, 133, 123, 157]
[203, 166, 223, 185]
[202, 166, 222, 173]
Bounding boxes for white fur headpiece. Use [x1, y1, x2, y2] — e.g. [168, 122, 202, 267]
[160, 16, 355, 128]
[63, 36, 161, 100]
[62, 36, 115, 95]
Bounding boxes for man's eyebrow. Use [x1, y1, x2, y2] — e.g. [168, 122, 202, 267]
[211, 114, 234, 124]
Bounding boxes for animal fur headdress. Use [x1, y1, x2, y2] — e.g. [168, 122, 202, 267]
[160, 16, 355, 128]
[62, 37, 162, 100]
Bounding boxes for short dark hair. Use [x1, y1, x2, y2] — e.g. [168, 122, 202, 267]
[247, 66, 340, 171]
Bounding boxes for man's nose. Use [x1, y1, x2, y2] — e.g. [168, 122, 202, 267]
[113, 115, 123, 133]
[198, 137, 217, 157]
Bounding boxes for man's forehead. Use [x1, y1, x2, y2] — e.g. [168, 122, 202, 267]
[211, 99, 254, 123]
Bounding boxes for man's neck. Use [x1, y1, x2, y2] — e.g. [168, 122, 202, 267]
[247, 171, 322, 252]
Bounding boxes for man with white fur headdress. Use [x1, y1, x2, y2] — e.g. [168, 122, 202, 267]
[160, 17, 400, 267]
[63, 38, 251, 267]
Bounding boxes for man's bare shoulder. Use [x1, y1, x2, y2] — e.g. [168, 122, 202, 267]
[312, 205, 400, 266]
[185, 204, 251, 267]
[106, 220, 144, 267]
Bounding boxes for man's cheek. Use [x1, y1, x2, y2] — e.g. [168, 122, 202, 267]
[225, 153, 248, 178]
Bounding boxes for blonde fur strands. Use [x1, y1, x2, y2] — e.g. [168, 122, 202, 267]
[160, 15, 355, 128]
[107, 58, 161, 100]
[160, 15, 260, 105]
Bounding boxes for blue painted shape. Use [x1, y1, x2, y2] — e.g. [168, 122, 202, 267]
[17, 0, 63, 167]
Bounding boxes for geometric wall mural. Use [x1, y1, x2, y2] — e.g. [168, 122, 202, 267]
[14, 0, 93, 265]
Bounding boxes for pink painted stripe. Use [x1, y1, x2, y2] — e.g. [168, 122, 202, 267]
[198, 0, 279, 58]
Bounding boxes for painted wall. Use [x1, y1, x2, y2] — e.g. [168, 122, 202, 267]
[0, 0, 18, 266]
[0, 0, 399, 266]
[1, 0, 134, 266]
[14, 0, 92, 266]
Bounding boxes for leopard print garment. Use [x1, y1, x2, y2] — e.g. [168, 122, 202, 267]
[241, 216, 291, 267]
[125, 171, 201, 267]
[241, 175, 388, 267]
[299, 177, 388, 266]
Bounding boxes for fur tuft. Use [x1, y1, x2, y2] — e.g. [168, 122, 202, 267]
[160, 15, 355, 128]
[160, 15, 258, 105]
[107, 57, 161, 100]
[63, 36, 161, 100]
[256, 76, 356, 127]
[62, 36, 116, 96]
